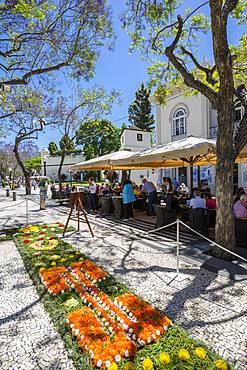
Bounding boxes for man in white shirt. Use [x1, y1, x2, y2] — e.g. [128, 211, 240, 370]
[88, 177, 97, 212]
[190, 190, 206, 209]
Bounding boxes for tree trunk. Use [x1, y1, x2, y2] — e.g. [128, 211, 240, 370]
[13, 139, 31, 195]
[58, 150, 66, 193]
[213, 108, 236, 260]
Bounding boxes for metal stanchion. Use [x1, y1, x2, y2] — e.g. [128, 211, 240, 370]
[26, 198, 29, 225]
[6, 188, 10, 197]
[176, 219, 180, 276]
[12, 191, 16, 201]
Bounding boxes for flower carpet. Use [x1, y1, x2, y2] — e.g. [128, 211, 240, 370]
[15, 223, 231, 370]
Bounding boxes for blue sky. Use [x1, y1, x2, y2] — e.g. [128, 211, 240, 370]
[28, 1, 245, 149]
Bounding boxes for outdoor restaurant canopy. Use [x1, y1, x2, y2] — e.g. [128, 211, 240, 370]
[71, 136, 247, 172]
[110, 136, 217, 169]
[70, 150, 138, 171]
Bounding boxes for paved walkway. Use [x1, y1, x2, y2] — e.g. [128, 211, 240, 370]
[0, 187, 247, 369]
[0, 240, 75, 370]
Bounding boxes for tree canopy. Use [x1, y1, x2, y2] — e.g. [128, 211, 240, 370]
[76, 119, 121, 160]
[0, 0, 113, 89]
[128, 82, 155, 131]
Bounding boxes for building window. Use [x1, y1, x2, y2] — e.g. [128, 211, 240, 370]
[172, 108, 187, 136]
[137, 133, 143, 141]
[234, 102, 244, 122]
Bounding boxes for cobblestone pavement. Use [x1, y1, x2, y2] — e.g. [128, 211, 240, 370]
[64, 224, 247, 370]
[0, 188, 247, 369]
[0, 240, 75, 370]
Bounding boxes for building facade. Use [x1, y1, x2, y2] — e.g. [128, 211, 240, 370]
[120, 126, 158, 184]
[155, 88, 246, 193]
[41, 150, 84, 182]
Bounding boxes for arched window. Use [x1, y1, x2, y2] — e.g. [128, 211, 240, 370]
[172, 108, 187, 136]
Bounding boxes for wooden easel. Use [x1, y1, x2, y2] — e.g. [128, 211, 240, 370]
[63, 192, 94, 237]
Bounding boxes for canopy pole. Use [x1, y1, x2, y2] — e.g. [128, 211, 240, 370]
[190, 164, 193, 197]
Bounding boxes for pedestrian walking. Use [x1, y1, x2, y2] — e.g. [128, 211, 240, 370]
[38, 178, 48, 210]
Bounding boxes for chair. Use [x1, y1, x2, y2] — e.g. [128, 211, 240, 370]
[154, 205, 177, 228]
[235, 218, 247, 247]
[112, 197, 123, 218]
[100, 197, 113, 216]
[190, 208, 208, 235]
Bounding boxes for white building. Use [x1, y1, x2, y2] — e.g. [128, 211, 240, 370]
[155, 87, 246, 194]
[40, 149, 84, 182]
[120, 125, 158, 184]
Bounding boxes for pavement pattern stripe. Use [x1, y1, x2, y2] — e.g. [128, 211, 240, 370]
[0, 240, 75, 370]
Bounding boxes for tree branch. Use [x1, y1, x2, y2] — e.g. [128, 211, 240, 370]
[165, 16, 218, 105]
[180, 46, 217, 85]
[222, 0, 239, 22]
[0, 61, 70, 86]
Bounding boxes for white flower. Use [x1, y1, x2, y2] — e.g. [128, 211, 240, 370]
[97, 312, 102, 317]
[89, 349, 94, 357]
[156, 330, 160, 336]
[70, 324, 74, 329]
[105, 360, 111, 368]
[129, 312, 133, 317]
[132, 334, 136, 340]
[122, 306, 127, 311]
[115, 355, 121, 362]
[61, 290, 64, 294]
[124, 350, 129, 357]
[96, 360, 102, 367]
[65, 319, 69, 324]
[71, 284, 75, 289]
[119, 302, 123, 307]
[128, 328, 133, 334]
[80, 335, 84, 340]
[163, 325, 168, 331]
[151, 334, 156, 340]
[74, 329, 79, 335]
[147, 337, 151, 344]
[120, 319, 124, 324]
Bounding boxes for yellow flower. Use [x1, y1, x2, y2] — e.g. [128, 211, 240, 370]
[159, 352, 171, 365]
[39, 267, 45, 273]
[108, 363, 118, 370]
[178, 349, 190, 361]
[124, 362, 134, 370]
[215, 359, 228, 370]
[142, 358, 153, 370]
[195, 347, 207, 360]
[69, 254, 75, 259]
[51, 261, 56, 266]
[60, 258, 67, 263]
[79, 257, 84, 261]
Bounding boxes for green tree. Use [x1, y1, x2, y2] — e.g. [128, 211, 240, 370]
[128, 83, 155, 131]
[24, 156, 41, 173]
[123, 0, 247, 259]
[48, 142, 59, 156]
[76, 119, 121, 160]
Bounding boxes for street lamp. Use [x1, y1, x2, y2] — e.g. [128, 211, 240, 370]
[40, 147, 49, 177]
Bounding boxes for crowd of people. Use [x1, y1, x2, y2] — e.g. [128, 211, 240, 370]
[36, 175, 247, 223]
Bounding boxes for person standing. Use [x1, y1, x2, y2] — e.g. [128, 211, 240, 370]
[88, 177, 97, 213]
[38, 178, 48, 210]
[141, 178, 157, 216]
[122, 180, 136, 219]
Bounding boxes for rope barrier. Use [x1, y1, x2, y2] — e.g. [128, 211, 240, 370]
[143, 218, 247, 266]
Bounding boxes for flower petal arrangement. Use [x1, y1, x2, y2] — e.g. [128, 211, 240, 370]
[15, 224, 232, 370]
